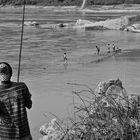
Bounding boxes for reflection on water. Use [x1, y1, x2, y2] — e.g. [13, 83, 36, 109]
[0, 7, 140, 139]
[63, 61, 68, 70]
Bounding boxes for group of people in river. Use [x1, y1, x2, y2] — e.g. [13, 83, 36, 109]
[96, 43, 122, 55]
[63, 43, 122, 64]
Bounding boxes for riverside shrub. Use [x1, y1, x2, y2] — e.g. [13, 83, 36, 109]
[39, 79, 140, 140]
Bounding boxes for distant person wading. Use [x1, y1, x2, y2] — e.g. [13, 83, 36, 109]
[96, 46, 100, 55]
[63, 52, 67, 61]
[112, 44, 116, 52]
[0, 62, 32, 140]
[107, 44, 110, 53]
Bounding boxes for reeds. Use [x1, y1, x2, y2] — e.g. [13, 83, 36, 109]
[40, 79, 140, 140]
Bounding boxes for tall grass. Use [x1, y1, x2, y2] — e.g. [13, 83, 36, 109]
[40, 79, 140, 140]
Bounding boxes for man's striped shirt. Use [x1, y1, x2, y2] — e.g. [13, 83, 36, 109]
[0, 82, 32, 139]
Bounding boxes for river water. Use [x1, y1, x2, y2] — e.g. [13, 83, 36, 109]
[0, 6, 140, 139]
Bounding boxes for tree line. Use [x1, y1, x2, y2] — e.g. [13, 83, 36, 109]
[0, 0, 140, 6]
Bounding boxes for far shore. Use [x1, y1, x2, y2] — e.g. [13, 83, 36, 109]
[0, 4, 140, 14]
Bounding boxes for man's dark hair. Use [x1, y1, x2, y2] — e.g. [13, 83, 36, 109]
[0, 62, 13, 77]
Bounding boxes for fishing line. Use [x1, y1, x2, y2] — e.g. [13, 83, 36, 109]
[17, 0, 26, 82]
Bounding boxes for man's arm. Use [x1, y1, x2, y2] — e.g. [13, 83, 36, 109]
[24, 84, 32, 109]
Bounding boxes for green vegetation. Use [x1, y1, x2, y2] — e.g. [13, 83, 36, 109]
[63, 80, 140, 140]
[0, 0, 140, 6]
[40, 79, 140, 140]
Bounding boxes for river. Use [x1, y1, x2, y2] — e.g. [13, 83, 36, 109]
[0, 6, 140, 139]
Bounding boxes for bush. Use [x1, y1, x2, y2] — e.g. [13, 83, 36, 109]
[40, 79, 140, 140]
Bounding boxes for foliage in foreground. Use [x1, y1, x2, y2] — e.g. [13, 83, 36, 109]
[39, 79, 140, 140]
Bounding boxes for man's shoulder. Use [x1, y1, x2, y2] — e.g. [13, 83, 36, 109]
[10, 82, 28, 90]
[0, 82, 27, 96]
[11, 81, 26, 86]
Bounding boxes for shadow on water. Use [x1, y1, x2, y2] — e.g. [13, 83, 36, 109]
[63, 61, 68, 71]
[116, 49, 140, 62]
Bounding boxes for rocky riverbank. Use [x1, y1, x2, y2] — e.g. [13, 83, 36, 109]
[72, 14, 140, 31]
[48, 14, 140, 33]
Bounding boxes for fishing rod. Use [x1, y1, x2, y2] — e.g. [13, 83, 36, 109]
[17, 0, 26, 82]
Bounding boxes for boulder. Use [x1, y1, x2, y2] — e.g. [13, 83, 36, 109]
[95, 78, 124, 96]
[24, 21, 39, 26]
[39, 118, 63, 140]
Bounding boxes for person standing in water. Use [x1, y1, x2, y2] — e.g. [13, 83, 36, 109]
[112, 44, 116, 52]
[96, 46, 100, 55]
[63, 52, 67, 61]
[107, 44, 110, 53]
[63, 53, 68, 70]
[0, 62, 32, 140]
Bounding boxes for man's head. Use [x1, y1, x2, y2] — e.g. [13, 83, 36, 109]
[0, 62, 12, 82]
